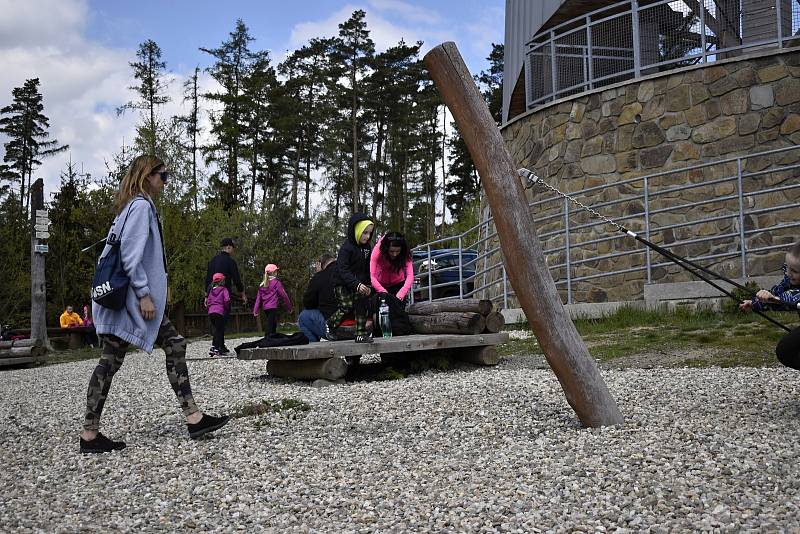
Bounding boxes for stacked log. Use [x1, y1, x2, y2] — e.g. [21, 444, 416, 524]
[0, 338, 46, 365]
[407, 299, 505, 335]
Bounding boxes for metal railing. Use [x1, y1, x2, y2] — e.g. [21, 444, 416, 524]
[526, 0, 800, 109]
[411, 144, 800, 306]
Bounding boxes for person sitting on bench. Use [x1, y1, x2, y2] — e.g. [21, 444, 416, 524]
[299, 254, 337, 342]
[60, 305, 83, 328]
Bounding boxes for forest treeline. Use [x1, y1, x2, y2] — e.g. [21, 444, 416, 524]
[0, 11, 502, 326]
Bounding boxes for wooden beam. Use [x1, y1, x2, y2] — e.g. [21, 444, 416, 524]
[267, 358, 349, 380]
[423, 42, 623, 427]
[407, 299, 493, 315]
[483, 311, 505, 334]
[409, 312, 485, 335]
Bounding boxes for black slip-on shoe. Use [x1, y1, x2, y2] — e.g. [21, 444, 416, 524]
[80, 432, 126, 454]
[324, 322, 339, 341]
[188, 414, 231, 439]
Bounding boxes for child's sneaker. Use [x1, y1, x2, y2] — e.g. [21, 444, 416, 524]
[208, 346, 220, 357]
[354, 332, 373, 344]
[324, 322, 338, 341]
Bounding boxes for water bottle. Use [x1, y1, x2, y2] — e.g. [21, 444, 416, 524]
[379, 297, 392, 338]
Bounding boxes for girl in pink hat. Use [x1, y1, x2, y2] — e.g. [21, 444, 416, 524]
[205, 272, 231, 356]
[253, 264, 293, 336]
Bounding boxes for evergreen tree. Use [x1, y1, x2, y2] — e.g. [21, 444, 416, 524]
[477, 43, 504, 124]
[175, 66, 202, 210]
[334, 10, 375, 212]
[0, 78, 68, 213]
[117, 40, 171, 154]
[201, 19, 266, 211]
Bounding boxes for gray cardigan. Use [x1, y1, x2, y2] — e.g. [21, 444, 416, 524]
[92, 195, 167, 353]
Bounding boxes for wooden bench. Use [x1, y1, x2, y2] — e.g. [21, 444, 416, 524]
[61, 326, 96, 349]
[236, 332, 509, 381]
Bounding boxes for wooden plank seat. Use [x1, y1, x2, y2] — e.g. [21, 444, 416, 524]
[236, 332, 509, 381]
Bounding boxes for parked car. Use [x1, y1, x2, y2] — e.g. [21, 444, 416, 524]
[411, 249, 478, 301]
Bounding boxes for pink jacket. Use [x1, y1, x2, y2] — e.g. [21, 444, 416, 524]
[370, 235, 414, 300]
[206, 286, 230, 315]
[253, 278, 293, 314]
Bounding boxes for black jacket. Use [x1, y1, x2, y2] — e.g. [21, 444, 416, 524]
[205, 251, 244, 294]
[302, 262, 337, 319]
[332, 212, 373, 291]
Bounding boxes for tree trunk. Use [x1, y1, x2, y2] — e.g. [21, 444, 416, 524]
[408, 299, 493, 316]
[409, 312, 485, 335]
[423, 42, 623, 427]
[267, 357, 348, 380]
[29, 178, 50, 351]
[351, 63, 359, 212]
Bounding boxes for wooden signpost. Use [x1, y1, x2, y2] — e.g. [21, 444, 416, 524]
[423, 42, 623, 427]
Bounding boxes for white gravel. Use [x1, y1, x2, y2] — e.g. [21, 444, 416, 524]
[1, 336, 799, 532]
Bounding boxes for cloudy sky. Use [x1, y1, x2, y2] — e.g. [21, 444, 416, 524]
[0, 0, 505, 197]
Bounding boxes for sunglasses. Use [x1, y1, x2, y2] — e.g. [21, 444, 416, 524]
[153, 170, 169, 183]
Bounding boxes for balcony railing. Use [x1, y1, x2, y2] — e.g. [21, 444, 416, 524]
[526, 0, 800, 109]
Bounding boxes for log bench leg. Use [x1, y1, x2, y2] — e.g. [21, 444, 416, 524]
[266, 357, 349, 380]
[455, 345, 499, 366]
[68, 332, 83, 350]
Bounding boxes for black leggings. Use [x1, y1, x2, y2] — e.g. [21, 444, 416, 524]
[209, 313, 226, 350]
[776, 326, 800, 370]
[262, 309, 279, 336]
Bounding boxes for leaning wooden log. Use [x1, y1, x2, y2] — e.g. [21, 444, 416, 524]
[407, 299, 493, 316]
[409, 312, 486, 335]
[424, 42, 623, 427]
[483, 311, 505, 334]
[266, 357, 349, 381]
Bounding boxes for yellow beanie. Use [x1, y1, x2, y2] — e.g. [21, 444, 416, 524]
[354, 220, 374, 243]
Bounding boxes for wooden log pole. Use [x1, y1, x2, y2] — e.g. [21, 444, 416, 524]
[407, 299, 493, 316]
[266, 357, 349, 381]
[423, 42, 623, 427]
[483, 311, 505, 334]
[409, 312, 485, 335]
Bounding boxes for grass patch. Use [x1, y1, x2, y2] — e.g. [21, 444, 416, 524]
[500, 306, 791, 367]
[233, 398, 311, 423]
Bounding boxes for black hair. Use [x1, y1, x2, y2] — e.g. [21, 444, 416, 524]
[380, 231, 411, 273]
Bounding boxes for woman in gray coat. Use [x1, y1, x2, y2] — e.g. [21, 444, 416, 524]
[80, 155, 230, 454]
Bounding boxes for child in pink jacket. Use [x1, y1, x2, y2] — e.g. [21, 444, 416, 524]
[205, 272, 231, 356]
[370, 231, 414, 302]
[253, 264, 293, 336]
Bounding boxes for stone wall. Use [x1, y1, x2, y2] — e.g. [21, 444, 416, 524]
[489, 47, 800, 305]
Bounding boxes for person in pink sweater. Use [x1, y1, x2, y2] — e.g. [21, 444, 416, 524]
[253, 264, 293, 336]
[205, 272, 231, 356]
[370, 232, 414, 303]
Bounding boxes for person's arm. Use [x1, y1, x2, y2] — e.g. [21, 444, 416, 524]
[229, 257, 244, 294]
[277, 281, 293, 314]
[205, 260, 213, 292]
[336, 244, 361, 291]
[119, 201, 152, 300]
[223, 288, 231, 310]
[396, 257, 415, 301]
[370, 236, 388, 294]
[60, 313, 68, 328]
[252, 288, 262, 316]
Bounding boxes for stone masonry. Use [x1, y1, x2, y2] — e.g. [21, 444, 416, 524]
[490, 48, 800, 305]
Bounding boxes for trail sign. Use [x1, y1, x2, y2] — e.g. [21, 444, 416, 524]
[36, 217, 49, 226]
[34, 224, 49, 232]
[35, 209, 47, 218]
[35, 231, 50, 239]
[35, 244, 49, 253]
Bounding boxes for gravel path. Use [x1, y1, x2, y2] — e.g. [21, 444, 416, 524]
[1, 336, 799, 532]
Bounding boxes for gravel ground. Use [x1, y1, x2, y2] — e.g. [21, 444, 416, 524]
[1, 336, 800, 532]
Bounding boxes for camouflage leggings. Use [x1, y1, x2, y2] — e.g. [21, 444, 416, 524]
[83, 315, 199, 431]
[327, 285, 370, 335]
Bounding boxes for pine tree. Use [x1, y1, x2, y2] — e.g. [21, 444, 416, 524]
[334, 10, 375, 212]
[175, 66, 202, 210]
[201, 19, 266, 211]
[117, 40, 171, 154]
[477, 43, 504, 124]
[0, 78, 68, 213]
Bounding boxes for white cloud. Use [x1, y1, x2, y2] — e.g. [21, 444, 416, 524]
[367, 0, 442, 25]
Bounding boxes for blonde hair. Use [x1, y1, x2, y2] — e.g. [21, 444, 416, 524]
[259, 272, 277, 287]
[113, 155, 165, 214]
